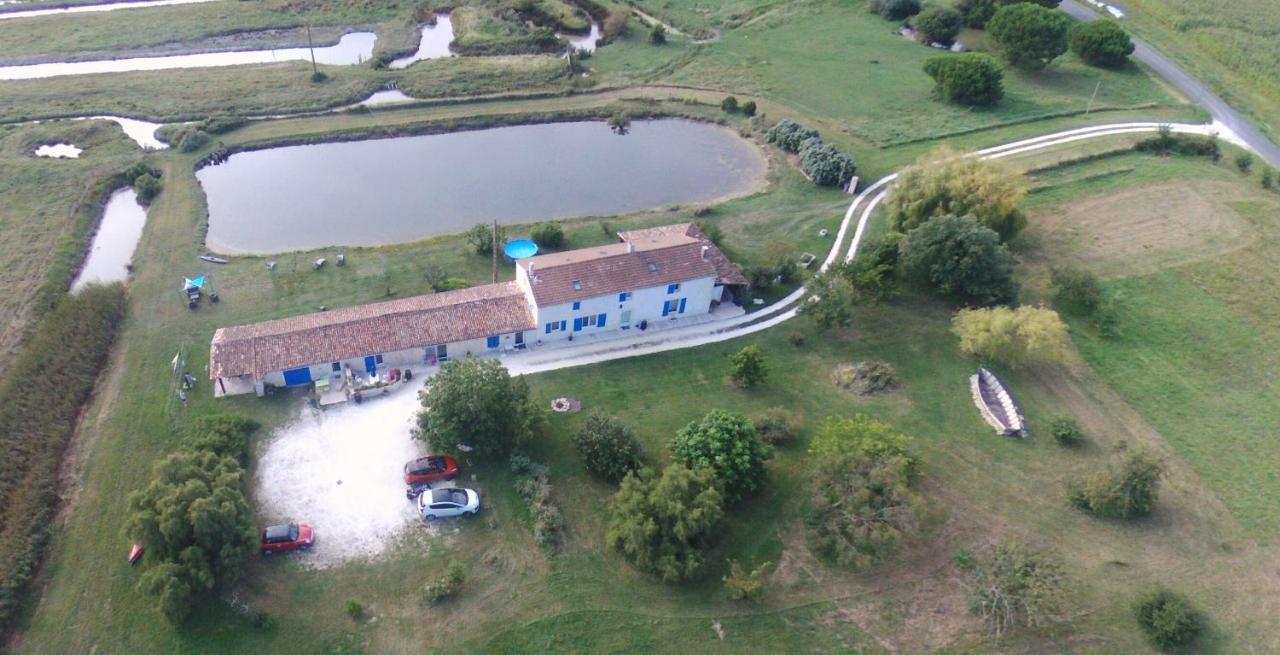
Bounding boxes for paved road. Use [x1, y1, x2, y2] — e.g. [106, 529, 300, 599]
[1060, 0, 1280, 168]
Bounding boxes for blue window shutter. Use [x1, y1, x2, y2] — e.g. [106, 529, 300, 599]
[573, 317, 583, 332]
[662, 302, 670, 317]
[560, 320, 566, 331]
[598, 313, 606, 327]
[572, 301, 580, 310]
[618, 292, 626, 302]
[487, 336, 499, 348]
[678, 298, 687, 314]
[545, 323, 551, 334]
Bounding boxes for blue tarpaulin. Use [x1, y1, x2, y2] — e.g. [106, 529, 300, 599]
[183, 275, 206, 290]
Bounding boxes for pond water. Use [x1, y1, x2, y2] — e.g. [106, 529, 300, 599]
[357, 89, 415, 107]
[199, 119, 768, 254]
[0, 31, 375, 79]
[0, 0, 220, 21]
[562, 21, 601, 53]
[71, 187, 148, 291]
[34, 142, 82, 157]
[388, 14, 453, 68]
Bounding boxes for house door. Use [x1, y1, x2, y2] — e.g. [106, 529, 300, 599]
[514, 332, 525, 346]
[620, 310, 631, 328]
[282, 367, 312, 386]
[364, 355, 377, 375]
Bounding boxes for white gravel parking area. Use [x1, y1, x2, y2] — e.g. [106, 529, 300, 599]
[254, 384, 427, 568]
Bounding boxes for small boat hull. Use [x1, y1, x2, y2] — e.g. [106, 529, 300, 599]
[128, 543, 144, 565]
[199, 255, 229, 264]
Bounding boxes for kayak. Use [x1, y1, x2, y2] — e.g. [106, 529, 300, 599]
[199, 255, 229, 264]
[128, 543, 144, 565]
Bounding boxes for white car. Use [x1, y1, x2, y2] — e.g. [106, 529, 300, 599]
[417, 487, 480, 520]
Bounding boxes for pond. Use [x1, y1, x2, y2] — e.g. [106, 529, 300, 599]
[0, 31, 375, 80]
[388, 14, 453, 68]
[562, 20, 601, 53]
[71, 187, 148, 291]
[199, 119, 768, 254]
[34, 142, 82, 158]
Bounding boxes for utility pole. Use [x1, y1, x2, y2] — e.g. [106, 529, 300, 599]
[306, 24, 318, 75]
[1085, 79, 1101, 115]
[491, 220, 498, 284]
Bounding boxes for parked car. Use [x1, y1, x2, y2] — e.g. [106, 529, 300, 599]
[417, 487, 480, 520]
[403, 455, 459, 485]
[261, 522, 314, 554]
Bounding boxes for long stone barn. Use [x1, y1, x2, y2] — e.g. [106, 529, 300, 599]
[209, 223, 746, 397]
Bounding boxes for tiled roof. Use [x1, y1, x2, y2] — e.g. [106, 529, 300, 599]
[617, 223, 748, 286]
[210, 281, 533, 379]
[518, 239, 719, 307]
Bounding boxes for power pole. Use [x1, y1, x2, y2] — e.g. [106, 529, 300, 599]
[491, 220, 498, 284]
[1085, 79, 1101, 115]
[306, 24, 318, 75]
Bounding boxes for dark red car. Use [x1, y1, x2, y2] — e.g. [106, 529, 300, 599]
[261, 522, 314, 554]
[404, 455, 459, 485]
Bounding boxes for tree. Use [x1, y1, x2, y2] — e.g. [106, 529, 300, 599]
[573, 411, 643, 483]
[720, 95, 739, 113]
[530, 222, 565, 249]
[988, 3, 1071, 70]
[649, 23, 666, 45]
[799, 140, 857, 187]
[914, 5, 963, 43]
[723, 560, 771, 601]
[957, 543, 1064, 637]
[608, 110, 631, 135]
[1068, 20, 1134, 67]
[886, 147, 1028, 240]
[741, 100, 757, 116]
[899, 216, 1018, 305]
[133, 171, 163, 206]
[951, 305, 1070, 367]
[867, 0, 921, 21]
[924, 53, 1005, 106]
[670, 409, 770, 503]
[605, 465, 724, 581]
[465, 223, 506, 256]
[1134, 588, 1204, 650]
[810, 414, 919, 477]
[1235, 152, 1254, 173]
[414, 358, 544, 458]
[958, 0, 1059, 29]
[1050, 265, 1102, 315]
[729, 345, 768, 388]
[801, 268, 858, 330]
[764, 120, 820, 153]
[1068, 448, 1164, 519]
[126, 450, 256, 623]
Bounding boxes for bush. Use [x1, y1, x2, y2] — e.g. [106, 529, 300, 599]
[810, 415, 919, 477]
[800, 268, 857, 331]
[957, 543, 1064, 637]
[723, 560, 770, 601]
[607, 110, 631, 135]
[867, 0, 921, 20]
[601, 9, 629, 42]
[754, 407, 800, 445]
[573, 412, 643, 483]
[1234, 152, 1254, 173]
[799, 140, 857, 187]
[764, 120, 820, 153]
[670, 409, 771, 503]
[199, 115, 246, 134]
[511, 454, 563, 549]
[721, 95, 739, 113]
[649, 23, 666, 45]
[1262, 168, 1274, 189]
[1134, 588, 1203, 650]
[530, 222, 565, 249]
[1068, 449, 1163, 519]
[133, 171, 163, 206]
[831, 360, 900, 395]
[1068, 20, 1134, 67]
[952, 305, 1070, 367]
[310, 70, 328, 83]
[183, 414, 260, 460]
[466, 223, 506, 255]
[605, 465, 724, 581]
[914, 5, 963, 43]
[887, 147, 1027, 240]
[1134, 127, 1221, 160]
[344, 600, 364, 620]
[177, 128, 211, 153]
[741, 100, 757, 116]
[1050, 266, 1102, 316]
[988, 3, 1071, 70]
[924, 53, 1005, 106]
[899, 216, 1018, 305]
[414, 359, 544, 458]
[422, 561, 467, 604]
[729, 345, 768, 388]
[1049, 416, 1085, 448]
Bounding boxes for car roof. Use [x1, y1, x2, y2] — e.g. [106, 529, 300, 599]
[430, 488, 458, 503]
[264, 524, 293, 540]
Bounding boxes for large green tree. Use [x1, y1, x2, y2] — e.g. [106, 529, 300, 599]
[899, 216, 1018, 305]
[1068, 20, 1134, 68]
[957, 0, 1059, 29]
[573, 411, 643, 484]
[605, 465, 724, 581]
[924, 53, 1005, 106]
[126, 450, 256, 623]
[952, 305, 1070, 367]
[414, 358, 544, 457]
[913, 5, 964, 43]
[801, 267, 859, 331]
[886, 147, 1028, 241]
[669, 409, 770, 503]
[988, 3, 1072, 70]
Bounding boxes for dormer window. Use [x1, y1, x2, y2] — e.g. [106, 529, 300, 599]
[572, 280, 582, 291]
[647, 262, 658, 272]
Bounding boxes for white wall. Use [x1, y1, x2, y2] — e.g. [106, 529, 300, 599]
[532, 275, 716, 343]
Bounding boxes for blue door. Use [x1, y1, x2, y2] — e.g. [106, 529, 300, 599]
[282, 367, 312, 386]
[364, 355, 377, 375]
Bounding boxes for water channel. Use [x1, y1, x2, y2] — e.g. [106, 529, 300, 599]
[388, 14, 453, 68]
[71, 187, 148, 291]
[199, 119, 768, 254]
[0, 0, 221, 21]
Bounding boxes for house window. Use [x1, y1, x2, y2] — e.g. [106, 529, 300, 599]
[663, 299, 680, 316]
[647, 262, 658, 272]
[572, 280, 582, 291]
[583, 315, 598, 327]
[572, 301, 581, 310]
[331, 362, 341, 372]
[667, 283, 680, 294]
[487, 335, 500, 349]
[375, 354, 384, 364]
[618, 292, 631, 302]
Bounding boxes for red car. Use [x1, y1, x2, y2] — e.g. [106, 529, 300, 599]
[261, 522, 314, 554]
[404, 455, 459, 485]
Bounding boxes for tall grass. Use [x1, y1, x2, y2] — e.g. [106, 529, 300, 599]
[0, 283, 126, 633]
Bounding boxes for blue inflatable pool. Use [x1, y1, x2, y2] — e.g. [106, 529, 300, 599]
[504, 239, 539, 260]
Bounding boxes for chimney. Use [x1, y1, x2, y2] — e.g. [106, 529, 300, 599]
[627, 242, 635, 253]
[701, 245, 710, 261]
[528, 262, 538, 283]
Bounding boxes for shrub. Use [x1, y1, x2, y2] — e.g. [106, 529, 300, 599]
[899, 216, 1018, 305]
[799, 140, 857, 187]
[1134, 127, 1221, 160]
[310, 70, 328, 83]
[729, 345, 768, 388]
[422, 561, 467, 604]
[914, 5, 963, 43]
[670, 409, 771, 503]
[957, 543, 1064, 637]
[810, 415, 919, 477]
[800, 268, 857, 330]
[952, 305, 1070, 367]
[465, 223, 506, 255]
[605, 465, 724, 581]
[177, 128, 211, 153]
[530, 222, 565, 249]
[199, 115, 246, 134]
[754, 407, 800, 446]
[435, 278, 469, 292]
[511, 454, 563, 549]
[414, 359, 544, 458]
[1050, 266, 1102, 316]
[1049, 416, 1085, 448]
[887, 147, 1027, 240]
[1262, 168, 1274, 189]
[988, 3, 1071, 70]
[787, 332, 807, 347]
[831, 360, 900, 395]
[345, 600, 364, 620]
[607, 110, 631, 135]
[764, 120, 819, 153]
[741, 100, 757, 116]
[573, 412, 643, 483]
[1134, 588, 1203, 650]
[649, 23, 666, 45]
[723, 560, 770, 601]
[133, 171, 163, 206]
[1068, 20, 1134, 67]
[1235, 152, 1254, 173]
[924, 53, 1005, 106]
[183, 414, 260, 460]
[1068, 449, 1163, 519]
[721, 95, 739, 113]
[601, 9, 629, 42]
[867, 0, 921, 20]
